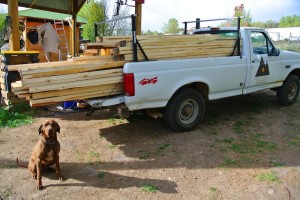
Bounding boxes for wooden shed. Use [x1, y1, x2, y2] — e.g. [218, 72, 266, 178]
[18, 9, 87, 62]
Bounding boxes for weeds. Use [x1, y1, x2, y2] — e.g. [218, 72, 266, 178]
[0, 104, 34, 128]
[141, 184, 158, 193]
[98, 171, 105, 179]
[108, 143, 117, 149]
[138, 144, 171, 159]
[256, 171, 279, 182]
[234, 121, 245, 134]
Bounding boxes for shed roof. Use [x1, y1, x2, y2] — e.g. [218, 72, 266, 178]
[0, 0, 86, 15]
[18, 9, 87, 23]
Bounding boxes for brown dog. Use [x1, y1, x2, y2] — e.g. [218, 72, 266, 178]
[17, 119, 64, 189]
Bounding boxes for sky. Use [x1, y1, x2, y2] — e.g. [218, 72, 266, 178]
[132, 0, 300, 31]
[1, 0, 299, 32]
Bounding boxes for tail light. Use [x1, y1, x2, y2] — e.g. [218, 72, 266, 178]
[124, 73, 135, 96]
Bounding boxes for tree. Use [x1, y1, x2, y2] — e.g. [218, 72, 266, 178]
[162, 18, 181, 34]
[251, 20, 279, 28]
[279, 15, 300, 27]
[143, 30, 161, 35]
[78, 0, 108, 42]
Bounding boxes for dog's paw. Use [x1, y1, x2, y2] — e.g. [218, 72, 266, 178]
[58, 175, 64, 181]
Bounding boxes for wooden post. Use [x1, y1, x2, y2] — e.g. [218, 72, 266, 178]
[71, 15, 77, 56]
[8, 0, 20, 51]
[71, 0, 77, 57]
[135, 2, 142, 35]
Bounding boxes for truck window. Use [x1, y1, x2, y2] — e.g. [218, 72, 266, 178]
[251, 32, 274, 55]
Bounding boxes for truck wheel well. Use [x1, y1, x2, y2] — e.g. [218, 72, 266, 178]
[178, 83, 209, 100]
[289, 69, 300, 79]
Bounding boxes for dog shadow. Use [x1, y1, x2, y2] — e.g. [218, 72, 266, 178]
[44, 167, 177, 193]
[14, 162, 178, 193]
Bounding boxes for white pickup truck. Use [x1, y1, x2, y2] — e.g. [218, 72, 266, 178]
[90, 26, 300, 132]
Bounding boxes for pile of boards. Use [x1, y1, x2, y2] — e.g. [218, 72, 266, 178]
[7, 57, 125, 107]
[3, 34, 238, 107]
[86, 34, 239, 61]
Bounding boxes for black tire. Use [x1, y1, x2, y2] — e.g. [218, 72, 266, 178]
[164, 88, 205, 132]
[277, 75, 300, 106]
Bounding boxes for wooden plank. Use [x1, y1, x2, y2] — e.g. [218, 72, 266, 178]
[85, 41, 122, 49]
[71, 55, 114, 63]
[28, 75, 123, 93]
[19, 61, 126, 79]
[31, 83, 123, 99]
[20, 68, 123, 88]
[30, 88, 123, 107]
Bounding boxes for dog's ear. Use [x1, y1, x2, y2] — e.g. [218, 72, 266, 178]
[38, 124, 43, 135]
[54, 121, 60, 133]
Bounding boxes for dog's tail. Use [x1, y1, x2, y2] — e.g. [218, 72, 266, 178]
[16, 157, 28, 168]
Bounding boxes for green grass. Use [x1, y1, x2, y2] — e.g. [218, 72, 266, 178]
[0, 188, 13, 198]
[141, 184, 158, 193]
[108, 143, 117, 149]
[256, 171, 279, 182]
[98, 171, 105, 179]
[219, 134, 277, 154]
[234, 120, 245, 134]
[138, 144, 171, 159]
[219, 158, 238, 167]
[0, 104, 34, 128]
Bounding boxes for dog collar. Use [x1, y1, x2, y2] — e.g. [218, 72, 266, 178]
[41, 137, 56, 145]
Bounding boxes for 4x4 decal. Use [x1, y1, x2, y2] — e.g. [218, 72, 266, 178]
[139, 77, 158, 86]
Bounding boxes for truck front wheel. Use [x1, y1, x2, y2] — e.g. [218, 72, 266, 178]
[277, 75, 300, 106]
[164, 88, 205, 132]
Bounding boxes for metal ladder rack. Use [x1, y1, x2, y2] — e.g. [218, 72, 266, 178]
[53, 20, 70, 61]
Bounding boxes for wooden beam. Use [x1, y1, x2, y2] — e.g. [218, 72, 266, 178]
[71, 15, 77, 56]
[8, 0, 20, 51]
[135, 1, 142, 35]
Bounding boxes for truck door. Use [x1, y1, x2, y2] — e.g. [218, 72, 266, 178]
[247, 31, 283, 91]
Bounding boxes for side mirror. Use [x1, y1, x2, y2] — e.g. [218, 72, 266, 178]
[268, 48, 280, 56]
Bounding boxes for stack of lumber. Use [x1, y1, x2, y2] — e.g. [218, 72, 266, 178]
[116, 34, 239, 61]
[83, 36, 130, 56]
[8, 57, 126, 107]
[1, 56, 27, 105]
[85, 34, 239, 61]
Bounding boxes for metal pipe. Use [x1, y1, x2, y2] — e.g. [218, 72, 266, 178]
[131, 15, 138, 62]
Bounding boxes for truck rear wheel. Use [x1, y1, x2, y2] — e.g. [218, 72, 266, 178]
[277, 75, 300, 106]
[164, 88, 205, 132]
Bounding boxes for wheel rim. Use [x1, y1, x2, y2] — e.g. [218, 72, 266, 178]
[287, 82, 298, 101]
[178, 99, 198, 125]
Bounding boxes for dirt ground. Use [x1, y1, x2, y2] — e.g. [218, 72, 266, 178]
[0, 90, 300, 200]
